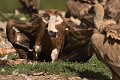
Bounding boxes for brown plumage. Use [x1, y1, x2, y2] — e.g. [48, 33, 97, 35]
[105, 0, 120, 18]
[65, 0, 94, 28]
[6, 9, 94, 62]
[6, 14, 47, 59]
[19, 0, 40, 13]
[104, 0, 120, 26]
[60, 19, 94, 62]
[65, 0, 120, 28]
[91, 4, 120, 80]
[37, 9, 94, 62]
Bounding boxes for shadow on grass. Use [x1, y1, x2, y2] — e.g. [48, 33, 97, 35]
[66, 66, 110, 80]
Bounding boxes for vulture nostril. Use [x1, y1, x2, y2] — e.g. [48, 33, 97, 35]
[49, 31, 57, 37]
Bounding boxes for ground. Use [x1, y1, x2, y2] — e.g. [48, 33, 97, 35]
[0, 18, 111, 80]
[0, 21, 88, 80]
[0, 72, 88, 80]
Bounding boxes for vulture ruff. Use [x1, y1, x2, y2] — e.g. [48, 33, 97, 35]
[91, 4, 120, 80]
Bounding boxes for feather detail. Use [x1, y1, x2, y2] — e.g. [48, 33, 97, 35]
[101, 20, 120, 40]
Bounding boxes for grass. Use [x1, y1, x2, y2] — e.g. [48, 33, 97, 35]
[0, 0, 66, 12]
[0, 0, 66, 21]
[0, 53, 111, 80]
[0, 12, 31, 22]
[0, 10, 111, 80]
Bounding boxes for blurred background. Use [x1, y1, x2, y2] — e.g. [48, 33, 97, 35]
[0, 0, 66, 12]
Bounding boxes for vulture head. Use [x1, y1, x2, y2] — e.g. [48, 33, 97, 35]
[42, 10, 63, 37]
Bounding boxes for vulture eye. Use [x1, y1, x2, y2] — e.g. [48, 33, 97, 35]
[41, 13, 50, 23]
[42, 13, 50, 21]
[55, 20, 59, 22]
[44, 17, 50, 21]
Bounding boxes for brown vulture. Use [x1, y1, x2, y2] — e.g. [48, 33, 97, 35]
[91, 4, 120, 80]
[65, 0, 120, 29]
[6, 9, 94, 62]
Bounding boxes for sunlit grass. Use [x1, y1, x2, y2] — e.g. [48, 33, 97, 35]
[0, 54, 111, 80]
[0, 11, 111, 80]
[0, 12, 31, 22]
